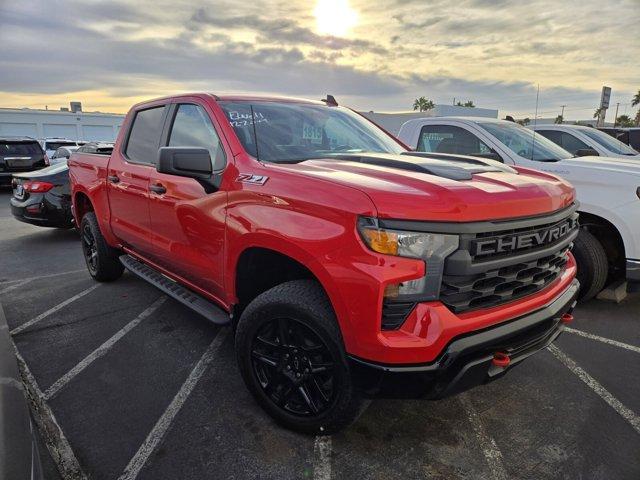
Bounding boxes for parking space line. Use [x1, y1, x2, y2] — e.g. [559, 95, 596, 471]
[44, 296, 167, 400]
[0, 268, 86, 285]
[0, 279, 32, 295]
[10, 284, 100, 336]
[459, 395, 509, 480]
[548, 344, 640, 435]
[564, 327, 640, 354]
[118, 328, 229, 480]
[1, 304, 87, 479]
[313, 435, 332, 480]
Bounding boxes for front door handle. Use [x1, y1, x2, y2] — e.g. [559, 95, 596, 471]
[149, 183, 167, 195]
[107, 175, 120, 184]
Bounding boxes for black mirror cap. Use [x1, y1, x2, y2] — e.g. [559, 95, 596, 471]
[575, 148, 599, 157]
[157, 147, 213, 178]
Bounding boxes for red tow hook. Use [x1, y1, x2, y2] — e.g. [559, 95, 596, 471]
[492, 352, 511, 368]
[561, 313, 574, 324]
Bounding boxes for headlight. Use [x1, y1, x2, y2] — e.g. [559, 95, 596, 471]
[357, 217, 459, 301]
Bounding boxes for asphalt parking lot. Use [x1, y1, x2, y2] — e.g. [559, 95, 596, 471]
[1, 189, 639, 480]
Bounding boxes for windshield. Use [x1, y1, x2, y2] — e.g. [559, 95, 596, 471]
[580, 128, 639, 155]
[219, 101, 404, 163]
[477, 121, 572, 161]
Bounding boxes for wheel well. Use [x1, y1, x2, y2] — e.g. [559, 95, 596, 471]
[578, 211, 625, 277]
[235, 247, 317, 313]
[74, 192, 94, 222]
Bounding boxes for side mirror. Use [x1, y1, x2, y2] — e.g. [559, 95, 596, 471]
[157, 147, 218, 192]
[575, 148, 599, 157]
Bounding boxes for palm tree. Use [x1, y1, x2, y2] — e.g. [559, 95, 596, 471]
[632, 90, 640, 126]
[616, 115, 634, 128]
[412, 97, 435, 112]
[555, 115, 563, 124]
[593, 107, 603, 119]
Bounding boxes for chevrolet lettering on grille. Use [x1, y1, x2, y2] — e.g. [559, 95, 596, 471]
[471, 217, 578, 256]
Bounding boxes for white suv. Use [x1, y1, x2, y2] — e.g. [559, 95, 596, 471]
[39, 138, 81, 160]
[397, 117, 640, 300]
[530, 124, 639, 159]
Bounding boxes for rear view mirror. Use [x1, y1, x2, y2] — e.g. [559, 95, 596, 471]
[575, 148, 599, 157]
[157, 147, 218, 192]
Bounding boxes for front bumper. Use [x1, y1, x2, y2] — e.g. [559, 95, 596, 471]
[349, 278, 579, 399]
[626, 259, 640, 283]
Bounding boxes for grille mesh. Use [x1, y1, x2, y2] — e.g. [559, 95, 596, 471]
[441, 247, 569, 313]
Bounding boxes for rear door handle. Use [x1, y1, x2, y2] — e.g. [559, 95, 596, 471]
[149, 184, 167, 195]
[107, 175, 120, 184]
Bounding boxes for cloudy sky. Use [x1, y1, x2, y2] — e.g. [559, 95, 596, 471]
[0, 0, 638, 120]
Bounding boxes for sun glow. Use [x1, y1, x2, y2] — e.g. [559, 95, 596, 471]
[314, 0, 358, 37]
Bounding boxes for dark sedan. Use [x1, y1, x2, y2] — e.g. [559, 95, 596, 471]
[10, 162, 74, 228]
[9, 142, 113, 228]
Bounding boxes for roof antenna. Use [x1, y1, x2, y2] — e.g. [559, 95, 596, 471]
[531, 83, 539, 160]
[321, 94, 338, 106]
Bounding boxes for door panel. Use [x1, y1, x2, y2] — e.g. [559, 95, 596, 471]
[107, 104, 167, 256]
[148, 101, 229, 300]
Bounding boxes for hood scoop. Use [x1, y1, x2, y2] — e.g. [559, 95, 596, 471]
[332, 152, 516, 181]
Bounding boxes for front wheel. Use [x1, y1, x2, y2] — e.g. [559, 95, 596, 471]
[235, 280, 362, 434]
[80, 212, 124, 282]
[573, 229, 608, 301]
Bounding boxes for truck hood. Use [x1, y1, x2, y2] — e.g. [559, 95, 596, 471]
[268, 153, 575, 222]
[557, 155, 640, 177]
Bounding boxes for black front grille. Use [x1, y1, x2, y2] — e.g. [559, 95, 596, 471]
[441, 248, 569, 313]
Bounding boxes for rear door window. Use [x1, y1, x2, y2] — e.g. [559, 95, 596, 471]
[168, 104, 226, 171]
[560, 133, 590, 154]
[0, 141, 42, 156]
[125, 106, 167, 164]
[418, 125, 492, 155]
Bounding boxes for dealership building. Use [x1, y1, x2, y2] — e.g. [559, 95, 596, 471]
[0, 103, 124, 142]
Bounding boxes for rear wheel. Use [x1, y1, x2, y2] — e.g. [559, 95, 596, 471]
[573, 229, 608, 301]
[235, 280, 362, 434]
[80, 212, 124, 282]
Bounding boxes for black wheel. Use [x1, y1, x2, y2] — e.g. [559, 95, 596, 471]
[80, 212, 124, 282]
[573, 229, 608, 301]
[235, 280, 362, 434]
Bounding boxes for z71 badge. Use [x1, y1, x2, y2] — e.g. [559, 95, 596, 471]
[236, 173, 269, 185]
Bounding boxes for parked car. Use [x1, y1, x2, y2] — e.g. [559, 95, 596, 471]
[69, 93, 579, 434]
[76, 141, 114, 155]
[40, 138, 79, 160]
[599, 127, 640, 151]
[530, 124, 639, 158]
[0, 304, 45, 480]
[0, 137, 48, 187]
[49, 145, 79, 165]
[10, 142, 114, 229]
[397, 117, 640, 300]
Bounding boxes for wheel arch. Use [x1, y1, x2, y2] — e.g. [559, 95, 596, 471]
[230, 241, 355, 348]
[577, 210, 626, 277]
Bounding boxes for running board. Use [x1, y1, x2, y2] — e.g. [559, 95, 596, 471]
[120, 255, 230, 326]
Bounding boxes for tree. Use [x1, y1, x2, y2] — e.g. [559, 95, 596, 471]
[593, 107, 603, 119]
[632, 90, 640, 127]
[455, 100, 475, 107]
[412, 97, 435, 112]
[616, 115, 634, 127]
[555, 115, 564, 124]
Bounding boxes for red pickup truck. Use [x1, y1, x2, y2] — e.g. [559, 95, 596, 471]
[69, 93, 579, 434]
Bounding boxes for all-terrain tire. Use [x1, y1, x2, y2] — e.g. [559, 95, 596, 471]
[573, 229, 608, 301]
[235, 279, 362, 434]
[80, 212, 124, 282]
